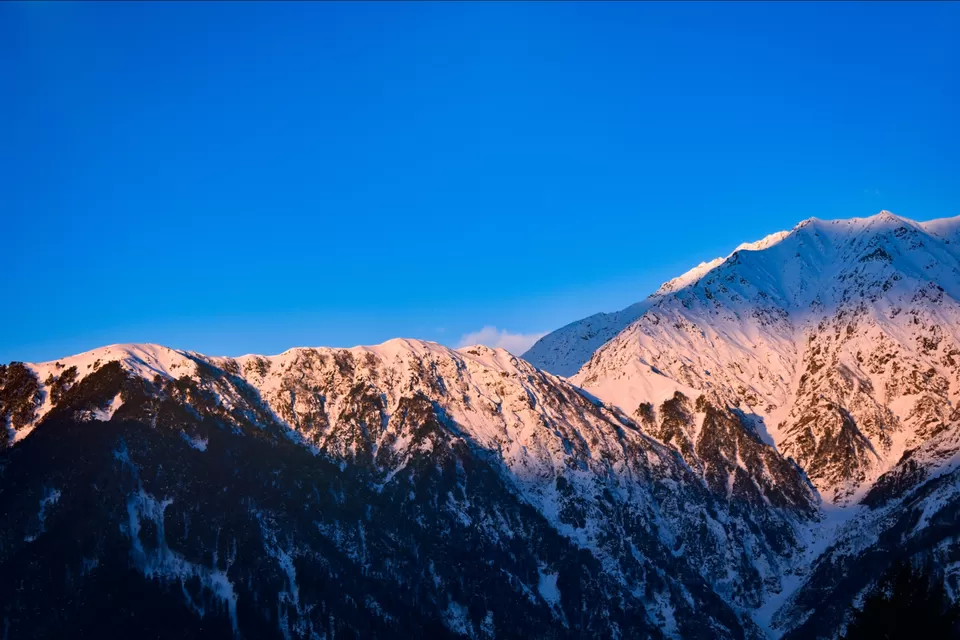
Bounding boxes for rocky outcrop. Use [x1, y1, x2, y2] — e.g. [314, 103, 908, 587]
[0, 339, 814, 639]
[526, 211, 960, 636]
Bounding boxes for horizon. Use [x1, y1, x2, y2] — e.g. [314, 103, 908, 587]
[8, 207, 955, 364]
[4, 1, 959, 363]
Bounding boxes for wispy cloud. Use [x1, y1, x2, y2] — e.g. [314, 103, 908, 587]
[457, 326, 547, 356]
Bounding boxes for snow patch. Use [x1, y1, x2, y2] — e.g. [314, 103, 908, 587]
[443, 601, 473, 637]
[23, 488, 61, 543]
[93, 392, 123, 421]
[180, 432, 209, 451]
[125, 488, 239, 636]
[537, 567, 561, 609]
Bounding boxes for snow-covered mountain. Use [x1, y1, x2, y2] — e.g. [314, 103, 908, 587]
[525, 210, 960, 635]
[522, 230, 794, 378]
[2, 211, 959, 639]
[1, 339, 818, 638]
[532, 212, 960, 500]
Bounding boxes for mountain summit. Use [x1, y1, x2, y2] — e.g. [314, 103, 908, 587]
[525, 210, 960, 636]
[528, 211, 960, 500]
[2, 211, 959, 639]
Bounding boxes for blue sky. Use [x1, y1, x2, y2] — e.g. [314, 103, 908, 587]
[2, 1, 958, 362]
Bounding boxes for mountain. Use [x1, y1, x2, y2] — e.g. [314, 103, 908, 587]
[522, 230, 792, 379]
[0, 340, 817, 639]
[3, 211, 959, 639]
[532, 211, 960, 501]
[526, 210, 960, 636]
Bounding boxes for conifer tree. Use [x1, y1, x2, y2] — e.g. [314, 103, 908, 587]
[842, 558, 960, 639]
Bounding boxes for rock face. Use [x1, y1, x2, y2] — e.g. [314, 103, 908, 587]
[0, 341, 817, 639]
[536, 212, 960, 505]
[525, 210, 960, 636]
[3, 211, 960, 639]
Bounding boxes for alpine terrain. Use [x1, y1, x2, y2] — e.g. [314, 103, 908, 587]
[2, 211, 958, 638]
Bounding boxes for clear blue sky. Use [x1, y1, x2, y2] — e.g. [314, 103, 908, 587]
[2, 1, 958, 362]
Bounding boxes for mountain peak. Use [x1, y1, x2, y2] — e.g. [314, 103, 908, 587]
[793, 216, 822, 229]
[5, 210, 960, 640]
[559, 209, 960, 501]
[866, 209, 914, 226]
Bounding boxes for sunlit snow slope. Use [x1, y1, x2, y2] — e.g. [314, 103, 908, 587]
[525, 210, 960, 637]
[529, 211, 960, 503]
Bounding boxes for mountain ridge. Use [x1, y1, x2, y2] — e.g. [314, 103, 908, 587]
[522, 209, 960, 636]
[3, 210, 960, 638]
[524, 211, 960, 378]
[560, 211, 960, 500]
[2, 335, 820, 638]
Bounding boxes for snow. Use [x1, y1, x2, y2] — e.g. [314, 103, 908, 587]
[8, 208, 960, 639]
[520, 302, 656, 378]
[23, 488, 61, 543]
[571, 348, 699, 414]
[181, 432, 209, 451]
[442, 601, 472, 636]
[523, 224, 795, 377]
[920, 215, 960, 245]
[126, 488, 239, 634]
[13, 423, 36, 444]
[23, 344, 197, 425]
[205, 333, 795, 630]
[537, 567, 561, 608]
[256, 510, 306, 639]
[554, 211, 960, 497]
[94, 392, 123, 421]
[733, 229, 792, 255]
[481, 611, 495, 637]
[753, 502, 863, 635]
[654, 257, 728, 297]
[31, 343, 198, 388]
[522, 210, 960, 631]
